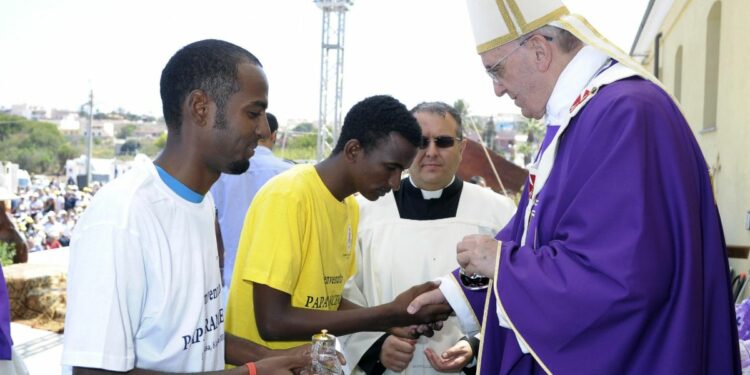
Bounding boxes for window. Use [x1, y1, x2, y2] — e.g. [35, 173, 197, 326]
[703, 1, 721, 131]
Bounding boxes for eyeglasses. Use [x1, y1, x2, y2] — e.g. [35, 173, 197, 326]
[485, 34, 554, 84]
[419, 136, 462, 150]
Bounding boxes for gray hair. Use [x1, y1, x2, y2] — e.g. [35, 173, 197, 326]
[410, 102, 463, 137]
[533, 25, 583, 53]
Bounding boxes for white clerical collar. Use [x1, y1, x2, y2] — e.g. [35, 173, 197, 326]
[545, 45, 610, 125]
[409, 176, 456, 200]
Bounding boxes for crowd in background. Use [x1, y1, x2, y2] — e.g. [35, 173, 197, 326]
[2, 180, 98, 257]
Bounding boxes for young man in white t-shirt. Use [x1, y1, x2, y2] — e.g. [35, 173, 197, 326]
[62, 39, 309, 375]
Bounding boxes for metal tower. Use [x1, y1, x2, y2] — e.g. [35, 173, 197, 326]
[314, 0, 352, 160]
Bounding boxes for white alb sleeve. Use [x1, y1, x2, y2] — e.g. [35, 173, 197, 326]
[436, 276, 480, 336]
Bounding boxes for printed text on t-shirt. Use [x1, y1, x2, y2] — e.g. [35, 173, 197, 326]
[204, 283, 222, 304]
[182, 308, 225, 351]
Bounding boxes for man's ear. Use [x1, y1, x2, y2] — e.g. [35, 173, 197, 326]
[457, 138, 468, 158]
[343, 139, 362, 163]
[187, 89, 210, 127]
[530, 35, 553, 72]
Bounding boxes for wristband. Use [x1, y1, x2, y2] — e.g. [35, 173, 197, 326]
[246, 361, 256, 375]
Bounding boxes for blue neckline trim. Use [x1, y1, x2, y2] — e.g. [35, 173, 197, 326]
[154, 163, 204, 203]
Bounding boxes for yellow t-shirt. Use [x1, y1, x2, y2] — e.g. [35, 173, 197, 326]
[225, 164, 358, 349]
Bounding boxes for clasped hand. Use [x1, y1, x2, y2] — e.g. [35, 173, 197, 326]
[457, 234, 498, 279]
[407, 234, 499, 317]
[388, 281, 453, 339]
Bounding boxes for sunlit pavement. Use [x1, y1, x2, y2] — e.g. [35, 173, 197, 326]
[11, 322, 64, 374]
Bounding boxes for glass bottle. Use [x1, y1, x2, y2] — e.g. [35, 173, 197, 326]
[311, 329, 342, 375]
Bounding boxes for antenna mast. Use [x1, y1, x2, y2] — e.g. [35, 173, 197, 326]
[314, 0, 352, 160]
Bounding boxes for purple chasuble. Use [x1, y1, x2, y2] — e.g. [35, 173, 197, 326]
[454, 77, 740, 374]
[0, 266, 12, 360]
[451, 268, 544, 374]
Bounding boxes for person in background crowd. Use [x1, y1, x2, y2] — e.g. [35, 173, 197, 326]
[467, 175, 486, 188]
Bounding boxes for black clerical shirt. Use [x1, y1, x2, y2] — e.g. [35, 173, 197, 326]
[393, 177, 463, 220]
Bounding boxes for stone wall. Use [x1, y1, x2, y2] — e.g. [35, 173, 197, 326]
[3, 248, 68, 333]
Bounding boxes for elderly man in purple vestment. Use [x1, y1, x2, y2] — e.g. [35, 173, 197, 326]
[408, 0, 740, 374]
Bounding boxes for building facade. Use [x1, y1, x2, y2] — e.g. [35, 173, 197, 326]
[631, 0, 750, 266]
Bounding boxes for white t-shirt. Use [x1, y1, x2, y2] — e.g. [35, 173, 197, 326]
[62, 160, 225, 372]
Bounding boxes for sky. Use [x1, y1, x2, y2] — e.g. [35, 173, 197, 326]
[0, 0, 650, 127]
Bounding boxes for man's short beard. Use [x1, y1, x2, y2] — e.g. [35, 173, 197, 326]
[226, 159, 250, 175]
[213, 106, 250, 174]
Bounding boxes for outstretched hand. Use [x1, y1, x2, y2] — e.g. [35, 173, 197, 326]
[424, 340, 473, 373]
[406, 285, 448, 315]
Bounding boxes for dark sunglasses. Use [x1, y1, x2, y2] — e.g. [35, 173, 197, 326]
[419, 136, 462, 150]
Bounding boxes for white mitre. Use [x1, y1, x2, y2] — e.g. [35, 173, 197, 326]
[464, 0, 657, 85]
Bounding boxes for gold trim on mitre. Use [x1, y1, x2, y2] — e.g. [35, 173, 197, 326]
[466, 0, 570, 54]
[476, 33, 519, 55]
[468, 0, 520, 54]
[520, 6, 569, 35]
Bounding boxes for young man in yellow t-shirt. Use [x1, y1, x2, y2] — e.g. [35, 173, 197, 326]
[225, 95, 453, 350]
